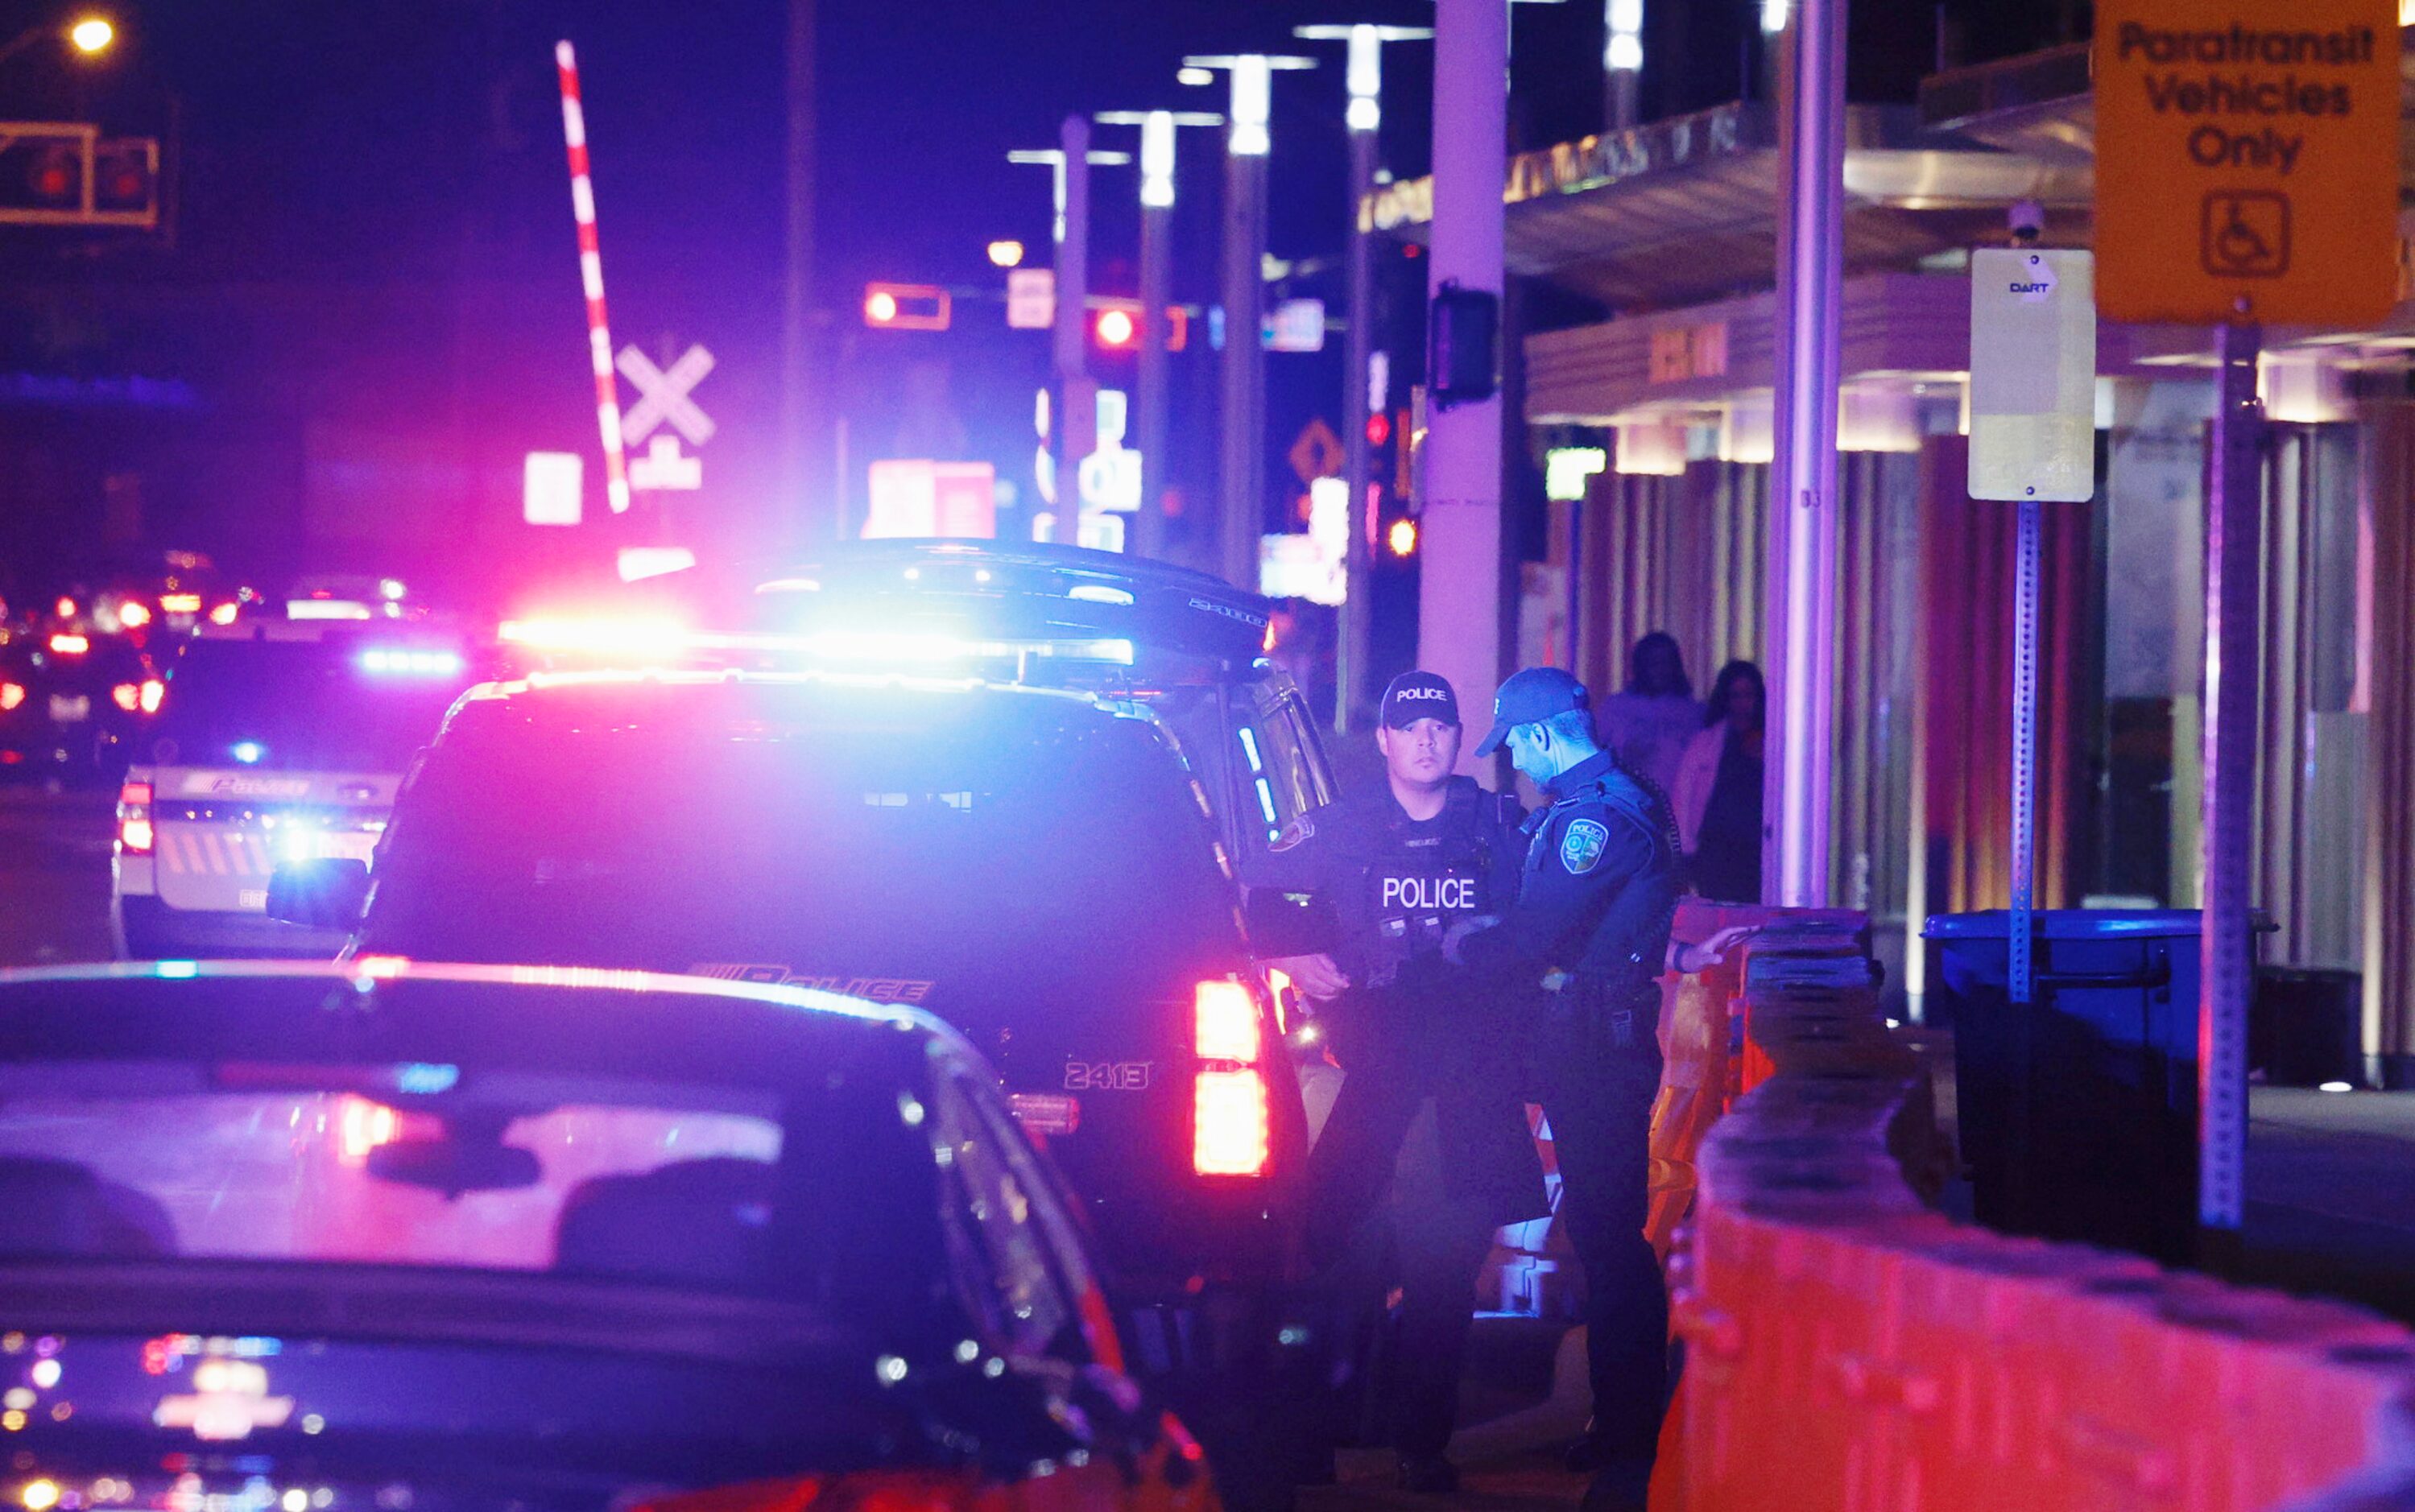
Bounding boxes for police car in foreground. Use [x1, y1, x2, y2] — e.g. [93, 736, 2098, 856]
[111, 609, 483, 958]
[0, 960, 1214, 1512]
[270, 666, 1318, 1507]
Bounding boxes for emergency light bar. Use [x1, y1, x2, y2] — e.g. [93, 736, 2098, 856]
[499, 618, 1135, 668]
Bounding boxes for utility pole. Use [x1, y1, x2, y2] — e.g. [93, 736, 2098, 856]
[1096, 110, 1222, 564]
[781, 0, 821, 543]
[1185, 53, 1317, 591]
[1416, 0, 1510, 758]
[1296, 23, 1431, 735]
[1763, 0, 1846, 906]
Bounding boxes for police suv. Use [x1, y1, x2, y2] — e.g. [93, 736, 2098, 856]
[111, 612, 482, 958]
[271, 665, 1320, 1506]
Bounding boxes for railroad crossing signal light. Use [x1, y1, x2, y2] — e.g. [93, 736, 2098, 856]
[863, 282, 950, 332]
[27, 145, 77, 206]
[92, 139, 153, 215]
[1387, 518, 1417, 557]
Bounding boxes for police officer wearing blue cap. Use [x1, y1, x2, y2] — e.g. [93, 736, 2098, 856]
[1445, 665, 1678, 1506]
[1264, 670, 1546, 1493]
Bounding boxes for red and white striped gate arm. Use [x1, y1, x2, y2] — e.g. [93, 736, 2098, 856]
[555, 40, 631, 514]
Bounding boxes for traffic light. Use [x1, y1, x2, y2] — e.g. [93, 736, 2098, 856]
[1094, 305, 1138, 350]
[862, 283, 950, 332]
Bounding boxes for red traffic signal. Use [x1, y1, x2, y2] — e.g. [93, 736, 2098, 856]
[1094, 307, 1138, 349]
[863, 283, 951, 331]
[1366, 413, 1392, 446]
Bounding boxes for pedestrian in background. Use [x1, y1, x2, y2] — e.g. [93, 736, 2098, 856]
[1593, 632, 1703, 797]
[1671, 659, 1765, 904]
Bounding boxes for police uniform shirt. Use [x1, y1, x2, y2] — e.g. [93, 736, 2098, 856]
[1458, 749, 1677, 993]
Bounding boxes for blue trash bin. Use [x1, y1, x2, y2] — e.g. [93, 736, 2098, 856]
[1923, 910, 2227, 1265]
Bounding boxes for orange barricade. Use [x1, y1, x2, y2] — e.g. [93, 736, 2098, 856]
[1650, 924, 2415, 1512]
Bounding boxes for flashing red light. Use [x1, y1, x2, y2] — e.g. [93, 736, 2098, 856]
[54, 597, 75, 618]
[118, 601, 152, 630]
[1388, 518, 1419, 557]
[1094, 307, 1138, 349]
[1367, 413, 1392, 446]
[0, 683, 24, 713]
[1404, 243, 1423, 258]
[48, 633, 89, 655]
[140, 680, 164, 714]
[110, 683, 140, 713]
[207, 602, 238, 626]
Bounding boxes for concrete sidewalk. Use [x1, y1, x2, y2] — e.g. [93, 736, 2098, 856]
[2235, 1085, 2415, 1321]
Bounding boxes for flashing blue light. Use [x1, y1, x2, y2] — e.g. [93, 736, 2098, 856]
[395, 1062, 461, 1095]
[1237, 727, 1265, 775]
[155, 960, 200, 979]
[231, 741, 266, 765]
[1254, 776, 1280, 826]
[1068, 584, 1135, 606]
[360, 648, 465, 677]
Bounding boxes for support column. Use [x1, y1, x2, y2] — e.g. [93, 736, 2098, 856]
[1762, 0, 1846, 905]
[1056, 116, 1096, 548]
[1417, 0, 1511, 760]
[1218, 64, 1272, 589]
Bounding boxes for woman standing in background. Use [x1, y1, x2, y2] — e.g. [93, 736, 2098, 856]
[1673, 659, 1765, 904]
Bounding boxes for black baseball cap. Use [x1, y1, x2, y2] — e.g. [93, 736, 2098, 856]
[1473, 666, 1590, 757]
[1379, 671, 1460, 729]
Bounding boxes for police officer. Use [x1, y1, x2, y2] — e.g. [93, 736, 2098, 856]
[1447, 667, 1678, 1510]
[1266, 671, 1546, 1493]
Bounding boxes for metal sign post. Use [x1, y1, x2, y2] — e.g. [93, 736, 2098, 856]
[2094, 0, 2392, 1244]
[1967, 247, 2096, 1004]
[2198, 322, 2264, 1236]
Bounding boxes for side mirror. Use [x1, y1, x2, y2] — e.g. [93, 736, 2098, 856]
[266, 857, 370, 932]
[1243, 886, 1334, 958]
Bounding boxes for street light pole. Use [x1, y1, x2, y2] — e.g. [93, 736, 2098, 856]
[1185, 53, 1318, 592]
[1604, 0, 1642, 130]
[1296, 23, 1432, 735]
[1009, 138, 1133, 547]
[1096, 109, 1222, 565]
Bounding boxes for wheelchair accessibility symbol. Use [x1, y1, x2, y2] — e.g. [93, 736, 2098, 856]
[2201, 191, 2290, 279]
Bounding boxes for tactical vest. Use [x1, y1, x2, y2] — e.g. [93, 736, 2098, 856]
[1338, 779, 1509, 986]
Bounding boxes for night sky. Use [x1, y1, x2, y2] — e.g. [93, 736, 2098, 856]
[0, 0, 2080, 600]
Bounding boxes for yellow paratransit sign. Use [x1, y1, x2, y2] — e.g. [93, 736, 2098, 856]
[2095, 0, 2400, 325]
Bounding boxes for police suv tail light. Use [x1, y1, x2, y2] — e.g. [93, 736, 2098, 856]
[1193, 1070, 1272, 1176]
[1193, 978, 1271, 1176]
[1194, 978, 1263, 1064]
[117, 780, 154, 855]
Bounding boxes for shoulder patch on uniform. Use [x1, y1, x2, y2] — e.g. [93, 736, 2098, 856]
[1270, 813, 1316, 853]
[1559, 817, 1610, 874]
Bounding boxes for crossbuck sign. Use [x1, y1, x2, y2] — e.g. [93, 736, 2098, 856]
[616, 343, 713, 494]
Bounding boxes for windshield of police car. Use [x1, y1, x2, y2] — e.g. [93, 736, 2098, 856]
[360, 685, 1240, 998]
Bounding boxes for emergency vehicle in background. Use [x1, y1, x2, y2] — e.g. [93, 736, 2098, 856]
[111, 595, 485, 959]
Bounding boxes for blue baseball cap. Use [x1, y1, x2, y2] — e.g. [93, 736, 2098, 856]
[1473, 666, 1590, 757]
